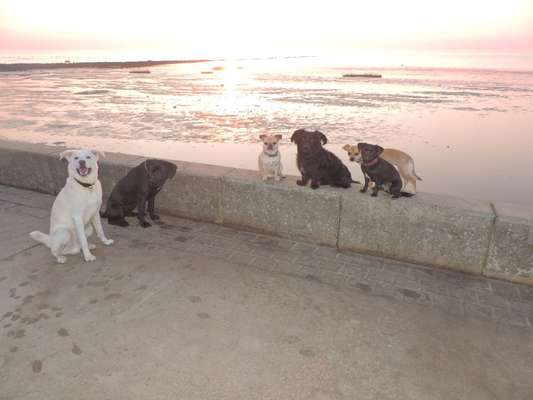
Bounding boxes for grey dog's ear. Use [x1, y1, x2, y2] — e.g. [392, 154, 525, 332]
[166, 162, 177, 179]
[318, 131, 328, 145]
[59, 150, 76, 161]
[291, 129, 304, 143]
[375, 145, 384, 155]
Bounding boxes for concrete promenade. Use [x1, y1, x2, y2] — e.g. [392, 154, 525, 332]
[1, 185, 532, 400]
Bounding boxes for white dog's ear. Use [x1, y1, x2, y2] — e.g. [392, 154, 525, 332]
[259, 134, 266, 141]
[342, 144, 351, 151]
[59, 150, 76, 161]
[91, 150, 105, 160]
[275, 134, 282, 141]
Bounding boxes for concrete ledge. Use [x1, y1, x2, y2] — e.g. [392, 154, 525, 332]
[0, 141, 65, 195]
[222, 170, 341, 246]
[0, 139, 532, 285]
[338, 192, 494, 275]
[485, 203, 533, 284]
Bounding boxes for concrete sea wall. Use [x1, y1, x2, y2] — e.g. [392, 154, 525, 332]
[0, 139, 531, 285]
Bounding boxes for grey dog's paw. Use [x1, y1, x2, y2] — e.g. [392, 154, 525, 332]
[140, 221, 151, 228]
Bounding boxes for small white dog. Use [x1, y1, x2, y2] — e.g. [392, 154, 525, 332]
[30, 149, 113, 263]
[258, 134, 283, 181]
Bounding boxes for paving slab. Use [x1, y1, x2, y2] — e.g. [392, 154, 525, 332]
[1, 185, 533, 400]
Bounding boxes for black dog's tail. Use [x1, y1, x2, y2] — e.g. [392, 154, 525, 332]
[400, 191, 415, 197]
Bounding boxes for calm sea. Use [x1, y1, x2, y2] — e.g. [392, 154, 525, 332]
[1, 53, 532, 206]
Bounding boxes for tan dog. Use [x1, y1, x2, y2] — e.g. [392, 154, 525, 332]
[342, 143, 422, 193]
[258, 134, 283, 181]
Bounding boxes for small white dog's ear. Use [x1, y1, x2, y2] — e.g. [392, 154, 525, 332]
[275, 134, 282, 141]
[259, 134, 266, 141]
[59, 150, 75, 161]
[342, 144, 351, 151]
[91, 150, 105, 160]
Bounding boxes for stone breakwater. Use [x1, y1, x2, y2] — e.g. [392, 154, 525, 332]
[0, 139, 531, 285]
[0, 59, 210, 72]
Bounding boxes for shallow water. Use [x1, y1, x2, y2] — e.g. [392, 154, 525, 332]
[1, 58, 532, 206]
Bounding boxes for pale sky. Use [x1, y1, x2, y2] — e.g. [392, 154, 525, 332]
[1, 0, 532, 57]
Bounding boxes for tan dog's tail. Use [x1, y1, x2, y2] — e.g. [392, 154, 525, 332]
[410, 160, 422, 181]
[30, 231, 50, 248]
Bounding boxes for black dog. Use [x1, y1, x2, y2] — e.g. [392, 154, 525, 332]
[101, 159, 177, 227]
[291, 129, 357, 189]
[358, 143, 413, 199]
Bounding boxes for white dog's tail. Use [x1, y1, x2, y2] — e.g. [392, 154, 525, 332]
[30, 231, 50, 248]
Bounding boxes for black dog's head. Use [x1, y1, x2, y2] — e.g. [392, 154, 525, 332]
[145, 159, 177, 187]
[358, 143, 384, 163]
[291, 129, 328, 155]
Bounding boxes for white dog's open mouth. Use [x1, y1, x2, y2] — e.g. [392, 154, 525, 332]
[76, 167, 92, 177]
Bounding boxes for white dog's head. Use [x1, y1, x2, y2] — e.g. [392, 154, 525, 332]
[259, 134, 282, 156]
[59, 149, 104, 184]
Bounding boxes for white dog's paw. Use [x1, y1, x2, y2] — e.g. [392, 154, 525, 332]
[88, 243, 96, 250]
[102, 238, 114, 246]
[84, 253, 96, 262]
[56, 256, 67, 264]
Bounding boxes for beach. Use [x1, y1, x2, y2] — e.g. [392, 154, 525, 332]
[1, 57, 532, 206]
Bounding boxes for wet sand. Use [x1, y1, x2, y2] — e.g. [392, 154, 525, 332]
[1, 60, 532, 206]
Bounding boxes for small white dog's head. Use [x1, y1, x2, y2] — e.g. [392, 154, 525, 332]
[59, 149, 104, 184]
[259, 134, 282, 156]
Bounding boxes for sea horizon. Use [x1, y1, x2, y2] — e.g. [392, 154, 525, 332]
[2, 50, 533, 72]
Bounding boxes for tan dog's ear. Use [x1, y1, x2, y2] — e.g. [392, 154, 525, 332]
[274, 134, 282, 141]
[342, 144, 351, 151]
[91, 150, 105, 160]
[59, 150, 76, 161]
[259, 134, 266, 141]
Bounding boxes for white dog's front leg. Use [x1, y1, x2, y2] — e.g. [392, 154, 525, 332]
[92, 214, 114, 246]
[73, 216, 95, 262]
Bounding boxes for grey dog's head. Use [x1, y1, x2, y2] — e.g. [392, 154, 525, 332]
[358, 143, 384, 163]
[290, 129, 328, 155]
[144, 159, 177, 187]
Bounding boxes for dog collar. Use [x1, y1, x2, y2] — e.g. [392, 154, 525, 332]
[264, 151, 279, 158]
[74, 178, 95, 189]
[144, 161, 161, 187]
[362, 158, 379, 167]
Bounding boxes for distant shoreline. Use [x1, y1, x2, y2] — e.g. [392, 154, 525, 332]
[0, 59, 212, 72]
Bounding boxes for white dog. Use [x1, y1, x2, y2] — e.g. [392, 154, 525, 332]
[30, 149, 113, 263]
[258, 134, 283, 181]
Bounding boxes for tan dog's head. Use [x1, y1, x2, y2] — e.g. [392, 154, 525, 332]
[342, 144, 362, 163]
[259, 134, 282, 156]
[59, 149, 104, 184]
